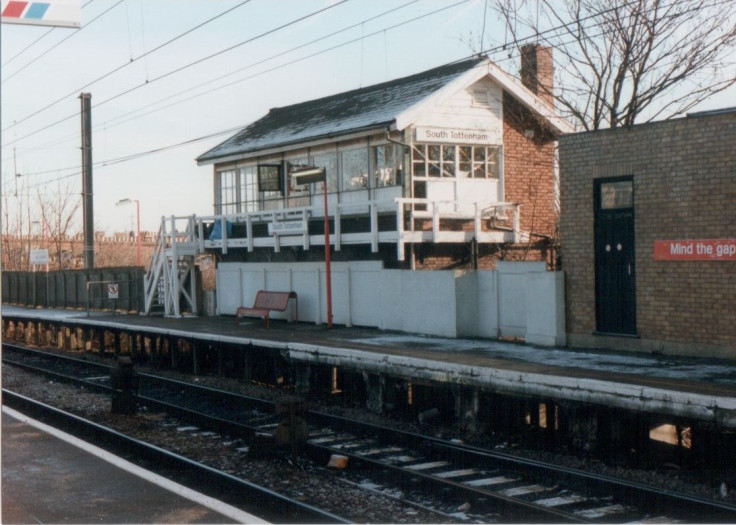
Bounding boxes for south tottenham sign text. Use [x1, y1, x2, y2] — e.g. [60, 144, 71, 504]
[654, 239, 736, 261]
[415, 127, 497, 145]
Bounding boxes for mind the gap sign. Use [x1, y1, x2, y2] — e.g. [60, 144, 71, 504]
[654, 239, 736, 261]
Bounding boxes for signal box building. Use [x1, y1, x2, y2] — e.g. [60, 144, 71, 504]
[145, 47, 571, 338]
[195, 47, 572, 270]
[559, 108, 736, 359]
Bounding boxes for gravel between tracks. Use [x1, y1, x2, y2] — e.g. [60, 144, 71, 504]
[4, 351, 735, 521]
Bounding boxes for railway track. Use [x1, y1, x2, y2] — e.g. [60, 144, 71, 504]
[5, 342, 736, 523]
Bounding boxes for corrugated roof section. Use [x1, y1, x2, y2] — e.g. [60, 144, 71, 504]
[197, 57, 484, 164]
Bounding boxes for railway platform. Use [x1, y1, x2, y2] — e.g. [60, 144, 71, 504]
[1, 407, 263, 524]
[3, 305, 736, 430]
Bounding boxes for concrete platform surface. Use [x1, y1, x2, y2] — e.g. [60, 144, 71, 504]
[4, 305, 736, 428]
[1, 409, 264, 524]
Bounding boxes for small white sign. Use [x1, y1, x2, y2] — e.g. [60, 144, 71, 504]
[268, 220, 307, 236]
[30, 249, 49, 265]
[107, 283, 119, 299]
[415, 127, 497, 145]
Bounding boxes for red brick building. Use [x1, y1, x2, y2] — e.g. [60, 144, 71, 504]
[559, 108, 736, 359]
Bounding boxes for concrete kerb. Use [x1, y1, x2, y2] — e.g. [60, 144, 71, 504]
[4, 308, 736, 429]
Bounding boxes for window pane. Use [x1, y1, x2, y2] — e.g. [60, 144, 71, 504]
[442, 145, 455, 177]
[374, 144, 399, 187]
[473, 147, 486, 162]
[311, 152, 338, 192]
[242, 166, 258, 212]
[219, 169, 237, 214]
[600, 180, 633, 209]
[342, 148, 369, 190]
[428, 145, 441, 177]
[458, 146, 472, 177]
[487, 147, 499, 178]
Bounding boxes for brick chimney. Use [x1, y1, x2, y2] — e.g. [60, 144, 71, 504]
[520, 44, 555, 106]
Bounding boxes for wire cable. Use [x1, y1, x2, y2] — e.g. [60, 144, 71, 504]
[2, 0, 252, 132]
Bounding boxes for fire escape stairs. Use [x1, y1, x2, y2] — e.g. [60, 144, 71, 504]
[143, 221, 202, 317]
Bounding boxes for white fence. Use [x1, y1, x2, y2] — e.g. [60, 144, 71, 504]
[217, 261, 565, 346]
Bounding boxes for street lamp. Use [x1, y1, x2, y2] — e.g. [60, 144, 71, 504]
[116, 198, 142, 267]
[292, 167, 333, 328]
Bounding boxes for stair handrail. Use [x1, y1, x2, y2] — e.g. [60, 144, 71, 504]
[143, 218, 167, 314]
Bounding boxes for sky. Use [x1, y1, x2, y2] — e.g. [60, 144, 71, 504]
[2, 0, 734, 235]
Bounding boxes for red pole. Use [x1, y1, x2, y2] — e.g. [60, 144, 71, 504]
[135, 200, 142, 267]
[323, 181, 333, 329]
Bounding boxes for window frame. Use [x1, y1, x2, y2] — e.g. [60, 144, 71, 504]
[412, 143, 500, 180]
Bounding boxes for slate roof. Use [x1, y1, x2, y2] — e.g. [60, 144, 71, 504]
[197, 57, 485, 164]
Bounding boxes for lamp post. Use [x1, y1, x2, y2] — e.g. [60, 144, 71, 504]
[116, 198, 142, 267]
[292, 167, 332, 328]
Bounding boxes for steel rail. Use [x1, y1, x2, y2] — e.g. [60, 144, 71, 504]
[1, 389, 349, 524]
[6, 343, 736, 522]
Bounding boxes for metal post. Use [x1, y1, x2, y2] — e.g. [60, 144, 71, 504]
[80, 93, 94, 269]
[135, 199, 142, 267]
[323, 182, 333, 329]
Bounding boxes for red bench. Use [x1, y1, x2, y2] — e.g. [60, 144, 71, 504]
[235, 290, 298, 328]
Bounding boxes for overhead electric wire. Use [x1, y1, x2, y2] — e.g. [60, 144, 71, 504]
[1, 0, 350, 150]
[19, 0, 420, 157]
[8, 0, 728, 182]
[4, 0, 667, 169]
[24, 123, 249, 189]
[2, 0, 252, 133]
[2, 27, 56, 68]
[1, 0, 96, 68]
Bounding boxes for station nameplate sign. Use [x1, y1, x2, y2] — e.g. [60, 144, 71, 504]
[415, 127, 496, 145]
[654, 239, 736, 261]
[268, 220, 307, 236]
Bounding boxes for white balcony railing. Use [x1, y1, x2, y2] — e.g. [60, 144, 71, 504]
[154, 197, 520, 263]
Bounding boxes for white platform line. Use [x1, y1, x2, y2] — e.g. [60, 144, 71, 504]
[3, 406, 268, 524]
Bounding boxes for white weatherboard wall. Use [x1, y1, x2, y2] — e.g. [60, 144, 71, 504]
[217, 261, 564, 344]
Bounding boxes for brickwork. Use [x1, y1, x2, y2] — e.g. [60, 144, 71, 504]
[520, 44, 555, 106]
[559, 110, 736, 358]
[502, 93, 559, 238]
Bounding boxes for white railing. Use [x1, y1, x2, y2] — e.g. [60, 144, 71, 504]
[145, 198, 521, 315]
[152, 197, 521, 263]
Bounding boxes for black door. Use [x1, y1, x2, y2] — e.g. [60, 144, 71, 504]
[594, 177, 636, 335]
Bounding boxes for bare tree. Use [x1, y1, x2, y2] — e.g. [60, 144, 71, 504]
[37, 181, 82, 270]
[2, 177, 34, 271]
[493, 0, 736, 129]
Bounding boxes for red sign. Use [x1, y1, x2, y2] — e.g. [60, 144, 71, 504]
[654, 239, 736, 261]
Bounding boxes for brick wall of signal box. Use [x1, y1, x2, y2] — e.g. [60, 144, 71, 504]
[559, 110, 736, 358]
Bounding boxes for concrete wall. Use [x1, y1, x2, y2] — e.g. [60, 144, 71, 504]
[559, 109, 736, 359]
[217, 261, 565, 345]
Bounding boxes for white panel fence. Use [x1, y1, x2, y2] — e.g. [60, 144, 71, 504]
[217, 261, 565, 346]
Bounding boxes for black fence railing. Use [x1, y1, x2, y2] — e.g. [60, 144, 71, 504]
[2, 267, 145, 313]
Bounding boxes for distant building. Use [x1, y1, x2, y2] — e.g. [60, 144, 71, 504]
[559, 107, 736, 359]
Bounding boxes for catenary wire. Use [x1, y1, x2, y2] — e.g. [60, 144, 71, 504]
[8, 0, 730, 184]
[1, 0, 252, 132]
[1, 0, 350, 149]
